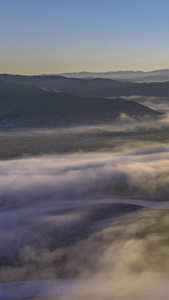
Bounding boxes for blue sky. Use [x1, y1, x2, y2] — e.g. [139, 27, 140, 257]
[0, 0, 169, 74]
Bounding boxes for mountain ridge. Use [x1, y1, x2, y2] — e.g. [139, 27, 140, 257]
[0, 79, 162, 128]
[52, 69, 169, 82]
[1, 73, 169, 98]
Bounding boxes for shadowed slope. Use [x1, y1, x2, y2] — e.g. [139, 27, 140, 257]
[1, 73, 169, 97]
[0, 80, 162, 127]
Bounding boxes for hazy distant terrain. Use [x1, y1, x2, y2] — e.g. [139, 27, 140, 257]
[57, 69, 169, 82]
[1, 73, 169, 98]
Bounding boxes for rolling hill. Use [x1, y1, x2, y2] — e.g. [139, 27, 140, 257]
[0, 80, 163, 128]
[1, 73, 169, 98]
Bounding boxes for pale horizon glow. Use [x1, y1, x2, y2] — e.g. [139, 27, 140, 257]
[0, 0, 169, 75]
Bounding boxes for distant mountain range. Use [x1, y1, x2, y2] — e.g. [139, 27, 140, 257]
[0, 80, 162, 128]
[56, 69, 169, 82]
[1, 73, 169, 98]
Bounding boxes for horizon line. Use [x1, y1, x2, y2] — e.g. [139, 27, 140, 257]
[1, 68, 169, 77]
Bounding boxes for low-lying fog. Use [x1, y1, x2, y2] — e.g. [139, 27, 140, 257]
[1, 143, 169, 299]
[1, 145, 169, 208]
[1, 96, 169, 299]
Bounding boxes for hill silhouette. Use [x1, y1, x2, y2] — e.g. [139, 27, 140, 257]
[1, 73, 169, 98]
[0, 80, 162, 127]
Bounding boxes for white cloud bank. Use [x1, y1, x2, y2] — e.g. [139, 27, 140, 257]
[1, 145, 169, 209]
[1, 146, 169, 299]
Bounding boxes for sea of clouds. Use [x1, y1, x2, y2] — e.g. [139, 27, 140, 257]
[1, 103, 169, 298]
[1, 144, 169, 209]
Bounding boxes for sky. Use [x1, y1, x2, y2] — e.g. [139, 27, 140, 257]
[0, 0, 169, 74]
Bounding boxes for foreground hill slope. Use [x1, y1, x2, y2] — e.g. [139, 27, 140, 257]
[1, 73, 169, 97]
[0, 80, 162, 127]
